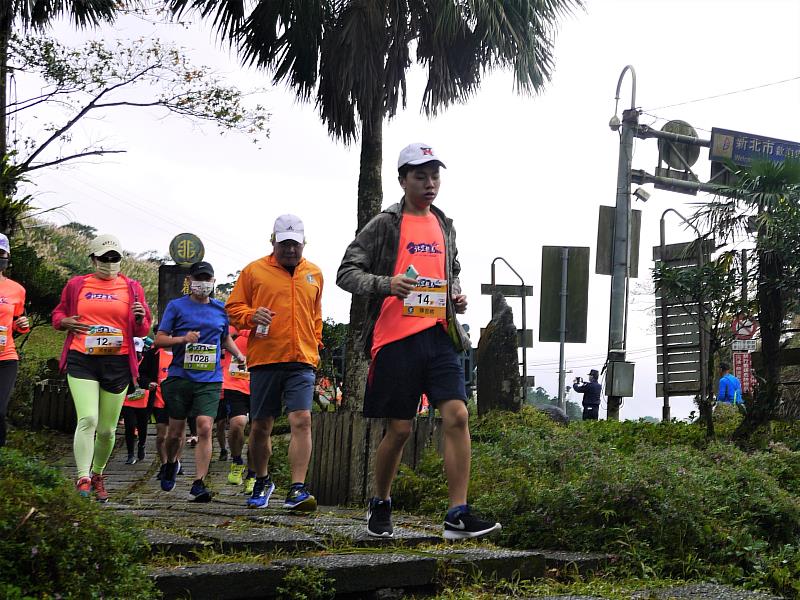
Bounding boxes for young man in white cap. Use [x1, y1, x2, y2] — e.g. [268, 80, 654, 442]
[337, 143, 501, 540]
[226, 215, 323, 511]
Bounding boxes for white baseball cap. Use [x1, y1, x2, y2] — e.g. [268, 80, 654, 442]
[88, 234, 122, 257]
[397, 142, 446, 170]
[273, 214, 305, 243]
[0, 233, 10, 254]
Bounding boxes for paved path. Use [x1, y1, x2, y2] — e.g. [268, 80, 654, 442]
[59, 431, 783, 600]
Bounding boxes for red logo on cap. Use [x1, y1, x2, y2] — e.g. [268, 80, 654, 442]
[421, 147, 433, 155]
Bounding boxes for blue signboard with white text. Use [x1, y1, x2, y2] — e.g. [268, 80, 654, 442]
[710, 127, 800, 166]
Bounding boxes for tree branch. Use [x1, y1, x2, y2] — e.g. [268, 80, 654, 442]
[25, 150, 126, 172]
[20, 64, 159, 170]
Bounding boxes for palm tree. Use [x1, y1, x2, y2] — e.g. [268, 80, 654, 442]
[0, 0, 124, 233]
[169, 0, 582, 407]
[693, 159, 800, 437]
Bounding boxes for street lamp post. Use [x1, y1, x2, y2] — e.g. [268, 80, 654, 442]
[606, 65, 638, 421]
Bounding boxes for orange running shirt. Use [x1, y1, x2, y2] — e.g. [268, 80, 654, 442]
[69, 276, 131, 356]
[0, 278, 26, 361]
[152, 349, 173, 409]
[222, 331, 250, 394]
[371, 212, 446, 358]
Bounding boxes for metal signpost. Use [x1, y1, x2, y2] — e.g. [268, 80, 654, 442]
[481, 257, 533, 399]
[157, 233, 205, 319]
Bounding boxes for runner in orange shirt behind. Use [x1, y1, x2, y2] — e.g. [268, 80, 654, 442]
[216, 327, 251, 487]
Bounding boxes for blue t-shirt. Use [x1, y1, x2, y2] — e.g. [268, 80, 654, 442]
[159, 296, 229, 383]
[717, 373, 743, 404]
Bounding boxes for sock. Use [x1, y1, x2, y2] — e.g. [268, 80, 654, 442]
[193, 478, 204, 486]
[246, 470, 256, 479]
[257, 474, 271, 482]
[233, 456, 243, 465]
[447, 504, 469, 519]
[290, 482, 304, 489]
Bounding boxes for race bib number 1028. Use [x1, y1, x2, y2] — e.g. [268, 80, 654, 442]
[184, 343, 217, 371]
[402, 277, 447, 319]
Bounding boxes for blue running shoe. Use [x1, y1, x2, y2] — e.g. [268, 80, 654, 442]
[189, 479, 213, 503]
[247, 476, 275, 509]
[160, 462, 177, 492]
[283, 483, 317, 512]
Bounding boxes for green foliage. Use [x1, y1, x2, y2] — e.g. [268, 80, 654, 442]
[275, 566, 335, 600]
[0, 449, 157, 598]
[393, 407, 800, 598]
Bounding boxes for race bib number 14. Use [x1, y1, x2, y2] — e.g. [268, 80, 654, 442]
[403, 277, 447, 319]
[184, 343, 217, 371]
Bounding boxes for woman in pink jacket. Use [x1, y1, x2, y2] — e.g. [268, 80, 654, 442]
[52, 234, 151, 502]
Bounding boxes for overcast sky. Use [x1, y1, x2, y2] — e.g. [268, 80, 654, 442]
[21, 0, 800, 420]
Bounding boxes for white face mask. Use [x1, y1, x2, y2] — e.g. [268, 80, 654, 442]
[190, 281, 214, 297]
[95, 262, 121, 279]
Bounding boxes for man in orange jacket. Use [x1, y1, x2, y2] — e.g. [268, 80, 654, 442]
[226, 214, 323, 511]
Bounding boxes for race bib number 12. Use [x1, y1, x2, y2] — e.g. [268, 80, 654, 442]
[184, 343, 217, 371]
[0, 325, 7, 350]
[85, 325, 124, 355]
[403, 277, 447, 319]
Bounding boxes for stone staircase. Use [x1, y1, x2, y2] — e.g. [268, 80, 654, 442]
[60, 432, 783, 599]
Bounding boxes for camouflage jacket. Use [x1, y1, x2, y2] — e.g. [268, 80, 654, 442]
[336, 199, 471, 358]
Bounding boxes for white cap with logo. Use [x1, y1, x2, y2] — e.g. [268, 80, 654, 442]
[0, 233, 10, 254]
[273, 214, 305, 244]
[397, 142, 446, 169]
[88, 234, 123, 257]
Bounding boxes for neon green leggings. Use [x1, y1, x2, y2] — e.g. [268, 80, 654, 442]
[68, 375, 128, 478]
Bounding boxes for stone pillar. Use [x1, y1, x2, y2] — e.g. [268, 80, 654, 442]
[477, 293, 521, 415]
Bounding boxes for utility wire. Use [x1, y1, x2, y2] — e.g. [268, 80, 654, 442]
[643, 75, 800, 112]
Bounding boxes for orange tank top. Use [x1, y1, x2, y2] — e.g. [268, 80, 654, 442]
[0, 278, 26, 361]
[371, 212, 446, 358]
[69, 276, 131, 356]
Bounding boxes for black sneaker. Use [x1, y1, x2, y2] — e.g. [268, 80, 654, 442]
[367, 497, 393, 538]
[125, 454, 137, 465]
[219, 448, 229, 462]
[443, 505, 501, 540]
[189, 479, 213, 503]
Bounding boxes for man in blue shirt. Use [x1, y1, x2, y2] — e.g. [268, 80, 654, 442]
[717, 363, 743, 405]
[155, 261, 245, 501]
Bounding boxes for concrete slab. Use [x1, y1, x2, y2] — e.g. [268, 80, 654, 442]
[313, 523, 441, 548]
[274, 552, 437, 595]
[434, 547, 546, 581]
[632, 584, 784, 600]
[187, 526, 324, 553]
[145, 529, 207, 555]
[152, 562, 284, 600]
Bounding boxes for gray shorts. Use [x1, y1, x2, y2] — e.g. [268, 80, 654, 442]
[249, 366, 315, 420]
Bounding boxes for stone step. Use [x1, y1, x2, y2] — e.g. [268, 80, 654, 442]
[152, 547, 547, 599]
[525, 584, 785, 600]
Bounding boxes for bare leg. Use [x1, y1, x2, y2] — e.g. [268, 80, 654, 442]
[372, 419, 413, 499]
[439, 400, 470, 508]
[287, 410, 312, 483]
[194, 415, 214, 480]
[228, 415, 248, 458]
[249, 417, 275, 477]
[165, 418, 186, 462]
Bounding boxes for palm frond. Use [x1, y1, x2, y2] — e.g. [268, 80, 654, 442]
[167, 0, 246, 43]
[15, 0, 122, 30]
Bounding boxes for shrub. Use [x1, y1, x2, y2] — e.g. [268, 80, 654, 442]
[392, 407, 800, 598]
[0, 449, 157, 598]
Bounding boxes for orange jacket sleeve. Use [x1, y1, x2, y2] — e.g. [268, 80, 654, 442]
[226, 267, 256, 331]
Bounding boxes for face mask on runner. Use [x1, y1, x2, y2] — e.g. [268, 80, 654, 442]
[0, 258, 8, 271]
[95, 261, 121, 279]
[190, 281, 214, 297]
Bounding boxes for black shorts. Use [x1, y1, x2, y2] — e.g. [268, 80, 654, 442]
[364, 326, 467, 420]
[151, 406, 169, 425]
[66, 350, 130, 394]
[216, 389, 250, 421]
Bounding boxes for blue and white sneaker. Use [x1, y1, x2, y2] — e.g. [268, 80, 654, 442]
[247, 476, 275, 509]
[283, 483, 317, 512]
[189, 479, 213, 503]
[160, 462, 178, 492]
